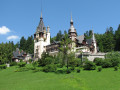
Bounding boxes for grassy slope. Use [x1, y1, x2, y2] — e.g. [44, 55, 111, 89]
[0, 66, 120, 90]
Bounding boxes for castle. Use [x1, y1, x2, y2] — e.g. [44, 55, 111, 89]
[34, 12, 98, 60]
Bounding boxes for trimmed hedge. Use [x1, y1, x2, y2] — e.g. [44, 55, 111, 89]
[0, 64, 7, 69]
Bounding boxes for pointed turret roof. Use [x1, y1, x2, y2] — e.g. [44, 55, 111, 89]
[36, 11, 45, 33]
[69, 13, 76, 33]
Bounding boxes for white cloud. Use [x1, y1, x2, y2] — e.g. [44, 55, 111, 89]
[0, 26, 11, 34]
[7, 35, 19, 40]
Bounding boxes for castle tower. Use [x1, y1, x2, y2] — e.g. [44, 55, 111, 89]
[34, 11, 50, 59]
[92, 30, 97, 53]
[68, 14, 77, 49]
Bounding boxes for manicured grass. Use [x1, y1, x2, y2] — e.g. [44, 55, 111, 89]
[0, 65, 120, 90]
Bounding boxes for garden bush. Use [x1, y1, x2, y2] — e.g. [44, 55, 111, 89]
[110, 58, 120, 67]
[43, 64, 57, 72]
[83, 61, 96, 70]
[18, 62, 26, 67]
[66, 68, 71, 74]
[32, 61, 38, 69]
[102, 59, 112, 68]
[93, 58, 103, 66]
[38, 57, 54, 66]
[70, 66, 75, 71]
[0, 64, 7, 69]
[114, 66, 118, 71]
[10, 62, 17, 66]
[97, 67, 102, 72]
[76, 68, 81, 73]
[57, 64, 63, 68]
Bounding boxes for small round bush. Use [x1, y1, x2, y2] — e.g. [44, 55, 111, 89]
[114, 66, 118, 71]
[83, 61, 96, 70]
[102, 60, 112, 68]
[97, 67, 102, 72]
[66, 69, 71, 74]
[93, 58, 103, 66]
[76, 69, 80, 73]
[43, 64, 57, 72]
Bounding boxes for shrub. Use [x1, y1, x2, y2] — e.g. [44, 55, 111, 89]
[102, 59, 112, 68]
[93, 58, 103, 66]
[57, 64, 63, 68]
[32, 61, 38, 69]
[97, 67, 102, 72]
[110, 58, 120, 67]
[0, 64, 7, 69]
[114, 66, 118, 71]
[38, 57, 54, 66]
[18, 62, 26, 67]
[43, 64, 57, 72]
[10, 62, 17, 66]
[76, 68, 81, 73]
[66, 68, 71, 74]
[83, 61, 96, 70]
[70, 66, 75, 71]
[29, 59, 32, 63]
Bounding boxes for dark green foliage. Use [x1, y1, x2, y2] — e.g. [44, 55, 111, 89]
[114, 66, 118, 71]
[102, 59, 112, 68]
[59, 33, 72, 69]
[83, 61, 96, 70]
[38, 52, 55, 66]
[10, 62, 17, 66]
[43, 64, 57, 72]
[19, 36, 34, 54]
[84, 30, 92, 39]
[97, 67, 102, 72]
[105, 52, 120, 67]
[76, 68, 81, 73]
[0, 42, 14, 64]
[110, 58, 120, 67]
[115, 25, 120, 51]
[0, 64, 7, 69]
[29, 59, 32, 63]
[32, 61, 38, 69]
[18, 62, 26, 67]
[57, 64, 63, 68]
[93, 58, 103, 66]
[70, 66, 75, 71]
[15, 67, 29, 72]
[66, 68, 71, 74]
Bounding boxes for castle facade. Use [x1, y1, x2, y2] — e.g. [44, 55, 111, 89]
[34, 12, 97, 59]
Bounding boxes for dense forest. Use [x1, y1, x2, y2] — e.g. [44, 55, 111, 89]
[0, 24, 120, 64]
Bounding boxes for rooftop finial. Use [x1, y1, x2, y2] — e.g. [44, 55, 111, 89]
[71, 12, 73, 22]
[40, 11, 42, 18]
[40, 0, 43, 19]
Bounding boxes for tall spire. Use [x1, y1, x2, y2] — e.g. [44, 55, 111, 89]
[92, 29, 96, 42]
[71, 12, 73, 22]
[40, 11, 43, 19]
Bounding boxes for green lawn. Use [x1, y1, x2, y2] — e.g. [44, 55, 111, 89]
[0, 66, 120, 90]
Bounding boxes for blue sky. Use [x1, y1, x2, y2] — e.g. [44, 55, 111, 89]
[0, 0, 120, 44]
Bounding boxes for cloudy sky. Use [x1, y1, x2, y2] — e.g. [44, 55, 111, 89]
[0, 0, 120, 43]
